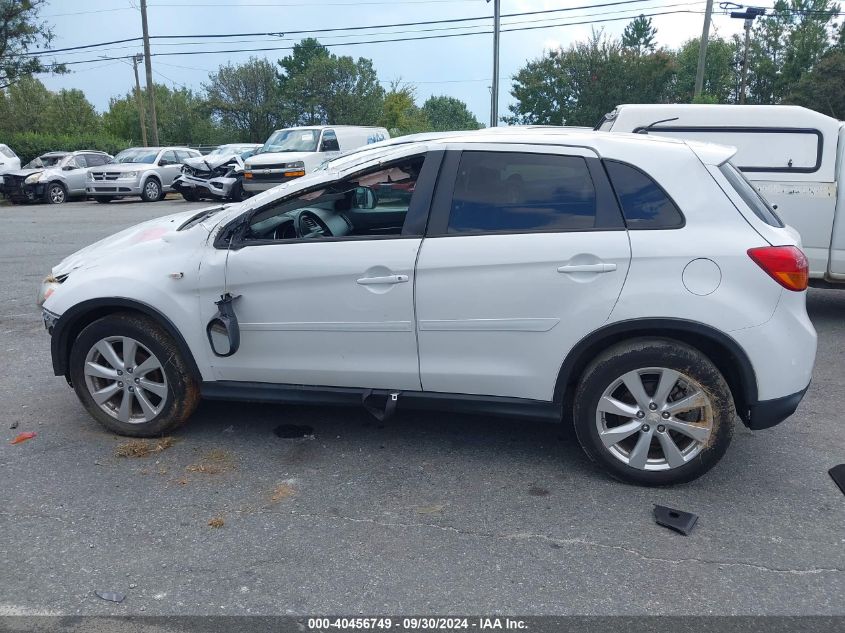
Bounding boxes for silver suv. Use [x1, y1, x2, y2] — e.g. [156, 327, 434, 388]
[86, 146, 201, 203]
[0, 151, 111, 204]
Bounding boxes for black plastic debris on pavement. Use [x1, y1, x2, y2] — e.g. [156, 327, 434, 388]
[95, 591, 125, 603]
[654, 505, 698, 536]
[273, 424, 314, 439]
[829, 464, 845, 496]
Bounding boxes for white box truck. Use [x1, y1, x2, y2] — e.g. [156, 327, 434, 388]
[243, 125, 389, 193]
[598, 104, 845, 287]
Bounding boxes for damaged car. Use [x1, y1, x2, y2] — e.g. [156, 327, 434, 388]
[40, 129, 816, 486]
[1, 151, 111, 204]
[172, 143, 261, 202]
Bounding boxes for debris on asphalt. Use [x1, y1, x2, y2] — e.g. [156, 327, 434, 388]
[10, 431, 36, 445]
[415, 503, 446, 515]
[829, 464, 845, 496]
[95, 590, 125, 603]
[654, 505, 698, 536]
[9, 421, 18, 429]
[273, 424, 314, 439]
[186, 448, 233, 474]
[270, 482, 296, 502]
[115, 437, 175, 458]
[208, 517, 225, 528]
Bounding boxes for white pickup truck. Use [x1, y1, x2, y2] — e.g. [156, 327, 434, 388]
[598, 104, 845, 287]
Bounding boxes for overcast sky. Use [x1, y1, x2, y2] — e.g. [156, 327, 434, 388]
[38, 0, 751, 128]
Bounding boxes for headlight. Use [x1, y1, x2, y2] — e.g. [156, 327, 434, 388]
[284, 161, 305, 169]
[119, 171, 139, 179]
[25, 172, 43, 184]
[244, 163, 252, 170]
[86, 171, 94, 180]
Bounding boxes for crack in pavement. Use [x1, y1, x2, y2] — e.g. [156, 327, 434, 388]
[292, 512, 845, 577]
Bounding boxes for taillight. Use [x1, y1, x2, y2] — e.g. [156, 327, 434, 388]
[747, 246, 809, 291]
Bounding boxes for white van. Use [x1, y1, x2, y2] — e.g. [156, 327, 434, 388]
[243, 125, 389, 193]
[599, 104, 845, 287]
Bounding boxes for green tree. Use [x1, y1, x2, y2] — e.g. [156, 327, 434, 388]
[673, 37, 738, 103]
[421, 95, 481, 131]
[622, 15, 657, 54]
[380, 82, 429, 135]
[506, 31, 674, 127]
[0, 0, 66, 89]
[0, 75, 51, 133]
[104, 84, 221, 146]
[205, 57, 281, 142]
[277, 38, 384, 126]
[787, 48, 845, 117]
[42, 89, 100, 135]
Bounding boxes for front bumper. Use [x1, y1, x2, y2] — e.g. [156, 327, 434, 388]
[172, 174, 237, 200]
[747, 384, 810, 430]
[42, 307, 60, 336]
[86, 177, 142, 197]
[242, 170, 305, 192]
[1, 180, 44, 202]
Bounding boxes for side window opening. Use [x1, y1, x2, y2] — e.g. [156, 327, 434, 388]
[604, 160, 684, 229]
[321, 130, 340, 152]
[447, 151, 599, 234]
[245, 155, 426, 242]
[719, 162, 784, 228]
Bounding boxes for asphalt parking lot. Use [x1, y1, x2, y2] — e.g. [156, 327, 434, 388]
[1, 197, 844, 616]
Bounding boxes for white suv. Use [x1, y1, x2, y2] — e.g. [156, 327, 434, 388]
[39, 130, 817, 485]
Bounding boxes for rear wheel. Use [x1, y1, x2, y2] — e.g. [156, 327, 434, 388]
[69, 313, 199, 437]
[44, 182, 67, 204]
[573, 339, 734, 486]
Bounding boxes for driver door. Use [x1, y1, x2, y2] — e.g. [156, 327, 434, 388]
[197, 150, 441, 391]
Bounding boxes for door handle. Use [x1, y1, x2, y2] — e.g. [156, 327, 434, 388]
[557, 263, 617, 274]
[356, 274, 409, 285]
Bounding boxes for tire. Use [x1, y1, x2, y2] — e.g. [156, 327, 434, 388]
[572, 338, 734, 486]
[95, 196, 114, 204]
[181, 190, 199, 202]
[227, 181, 248, 202]
[44, 182, 67, 204]
[140, 178, 163, 202]
[69, 312, 200, 437]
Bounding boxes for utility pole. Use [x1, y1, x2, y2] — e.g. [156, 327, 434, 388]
[140, 0, 159, 145]
[693, 0, 715, 99]
[730, 7, 765, 105]
[132, 54, 149, 147]
[739, 17, 752, 104]
[487, 0, 500, 127]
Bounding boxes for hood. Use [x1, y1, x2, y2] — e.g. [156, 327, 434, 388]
[247, 151, 313, 167]
[96, 162, 154, 172]
[183, 153, 242, 171]
[4, 168, 48, 179]
[52, 207, 221, 276]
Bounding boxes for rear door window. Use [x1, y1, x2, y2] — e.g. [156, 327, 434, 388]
[321, 130, 340, 152]
[719, 162, 784, 227]
[447, 151, 599, 233]
[605, 160, 684, 229]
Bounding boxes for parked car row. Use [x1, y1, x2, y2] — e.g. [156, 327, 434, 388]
[1, 126, 390, 206]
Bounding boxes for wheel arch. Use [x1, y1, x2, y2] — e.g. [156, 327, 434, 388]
[553, 318, 758, 425]
[51, 297, 201, 385]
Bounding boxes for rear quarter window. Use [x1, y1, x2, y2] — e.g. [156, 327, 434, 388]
[719, 162, 784, 228]
[605, 160, 684, 229]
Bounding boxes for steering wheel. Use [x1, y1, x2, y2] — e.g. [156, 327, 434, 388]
[295, 210, 333, 239]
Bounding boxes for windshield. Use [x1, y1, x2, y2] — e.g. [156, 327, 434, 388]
[111, 148, 159, 164]
[259, 129, 319, 154]
[25, 155, 65, 169]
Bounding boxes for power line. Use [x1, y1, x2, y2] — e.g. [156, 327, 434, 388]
[27, 0, 674, 56]
[41, 7, 710, 68]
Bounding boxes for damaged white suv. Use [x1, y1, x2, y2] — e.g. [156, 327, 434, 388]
[39, 130, 816, 485]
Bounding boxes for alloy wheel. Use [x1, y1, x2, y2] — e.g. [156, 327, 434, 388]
[144, 180, 161, 200]
[83, 336, 168, 424]
[49, 184, 65, 204]
[595, 367, 714, 471]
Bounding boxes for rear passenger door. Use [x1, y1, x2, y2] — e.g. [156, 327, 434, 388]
[157, 150, 182, 188]
[414, 145, 631, 402]
[63, 156, 88, 194]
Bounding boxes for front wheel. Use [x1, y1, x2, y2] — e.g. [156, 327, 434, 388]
[69, 313, 200, 436]
[140, 178, 163, 202]
[573, 339, 734, 486]
[45, 182, 67, 204]
[181, 189, 199, 202]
